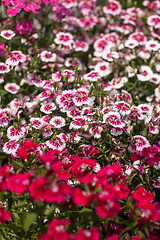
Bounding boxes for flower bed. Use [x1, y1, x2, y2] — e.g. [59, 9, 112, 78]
[0, 0, 160, 239]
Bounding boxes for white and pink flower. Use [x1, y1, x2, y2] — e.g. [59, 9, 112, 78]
[145, 40, 160, 51]
[137, 65, 153, 81]
[149, 74, 160, 84]
[49, 116, 66, 128]
[110, 127, 123, 136]
[129, 135, 150, 152]
[40, 51, 56, 62]
[0, 63, 10, 74]
[54, 32, 73, 46]
[7, 126, 26, 141]
[125, 39, 139, 49]
[103, 112, 124, 128]
[147, 15, 160, 28]
[45, 135, 66, 151]
[83, 71, 100, 82]
[4, 83, 20, 94]
[73, 40, 89, 52]
[30, 117, 44, 129]
[94, 62, 112, 77]
[103, 0, 122, 15]
[40, 103, 56, 114]
[69, 117, 87, 130]
[3, 141, 19, 155]
[6, 51, 26, 66]
[0, 30, 15, 40]
[129, 32, 146, 45]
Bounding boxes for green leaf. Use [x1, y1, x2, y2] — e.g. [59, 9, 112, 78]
[121, 222, 137, 234]
[23, 213, 37, 232]
[0, 90, 7, 97]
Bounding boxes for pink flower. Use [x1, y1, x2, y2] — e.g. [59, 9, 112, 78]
[75, 227, 100, 240]
[0, 205, 11, 224]
[24, 2, 41, 14]
[136, 202, 160, 222]
[0, 30, 15, 40]
[72, 188, 93, 207]
[7, 5, 22, 16]
[16, 20, 33, 35]
[132, 186, 154, 203]
[96, 200, 121, 218]
[7, 172, 31, 194]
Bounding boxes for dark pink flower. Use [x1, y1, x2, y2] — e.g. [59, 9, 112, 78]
[75, 226, 100, 240]
[7, 172, 31, 194]
[17, 20, 33, 35]
[0, 205, 11, 224]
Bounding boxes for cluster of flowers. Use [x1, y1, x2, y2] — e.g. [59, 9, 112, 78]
[0, 0, 160, 239]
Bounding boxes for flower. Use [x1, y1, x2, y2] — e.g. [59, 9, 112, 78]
[129, 135, 150, 152]
[30, 117, 44, 129]
[145, 40, 160, 51]
[94, 62, 112, 77]
[132, 186, 154, 203]
[0, 63, 10, 74]
[83, 71, 100, 82]
[0, 205, 11, 224]
[40, 51, 56, 62]
[45, 135, 66, 151]
[0, 30, 15, 40]
[137, 65, 153, 81]
[75, 227, 100, 240]
[40, 103, 56, 114]
[3, 141, 20, 155]
[54, 32, 73, 45]
[103, 0, 122, 16]
[6, 51, 26, 66]
[4, 83, 20, 94]
[7, 126, 26, 141]
[49, 116, 66, 128]
[7, 172, 31, 194]
[16, 20, 33, 35]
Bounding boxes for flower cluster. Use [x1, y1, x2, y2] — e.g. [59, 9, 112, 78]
[0, 0, 160, 239]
